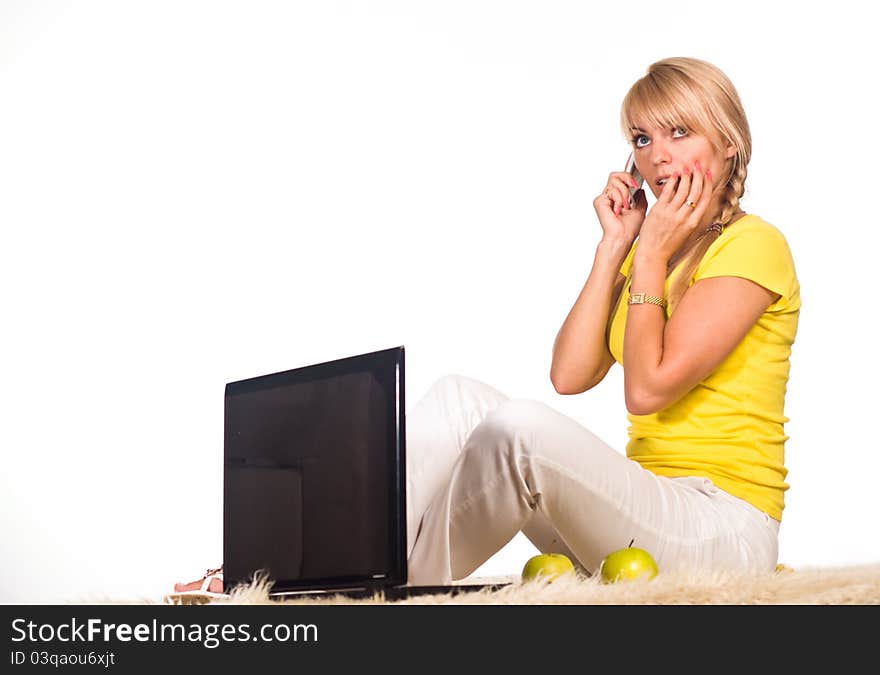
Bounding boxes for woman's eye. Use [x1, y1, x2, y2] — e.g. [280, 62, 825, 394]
[633, 134, 649, 148]
[672, 127, 689, 138]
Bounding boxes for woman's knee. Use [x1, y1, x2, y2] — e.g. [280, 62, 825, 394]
[471, 399, 551, 449]
[428, 373, 496, 397]
[424, 374, 510, 411]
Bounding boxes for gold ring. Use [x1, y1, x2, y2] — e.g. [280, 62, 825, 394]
[686, 200, 696, 209]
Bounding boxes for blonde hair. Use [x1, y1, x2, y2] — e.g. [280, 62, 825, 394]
[619, 57, 751, 314]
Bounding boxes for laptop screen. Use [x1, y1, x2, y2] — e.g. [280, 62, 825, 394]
[223, 346, 406, 594]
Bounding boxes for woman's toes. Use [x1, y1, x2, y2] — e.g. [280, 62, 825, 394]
[172, 576, 223, 594]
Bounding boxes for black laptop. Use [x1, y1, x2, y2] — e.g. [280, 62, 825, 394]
[223, 346, 510, 600]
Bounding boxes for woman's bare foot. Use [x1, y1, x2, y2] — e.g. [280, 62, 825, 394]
[173, 567, 223, 594]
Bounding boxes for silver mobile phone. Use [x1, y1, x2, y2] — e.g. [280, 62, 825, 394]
[624, 152, 644, 207]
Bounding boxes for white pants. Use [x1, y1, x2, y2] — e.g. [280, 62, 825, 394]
[406, 375, 779, 585]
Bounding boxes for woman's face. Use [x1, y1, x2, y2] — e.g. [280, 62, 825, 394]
[629, 119, 736, 200]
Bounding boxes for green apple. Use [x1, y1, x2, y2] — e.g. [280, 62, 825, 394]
[599, 543, 658, 583]
[521, 553, 575, 582]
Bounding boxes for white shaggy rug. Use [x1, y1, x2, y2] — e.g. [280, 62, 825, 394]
[161, 563, 880, 605]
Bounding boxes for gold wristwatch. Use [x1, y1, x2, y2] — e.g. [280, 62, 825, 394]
[628, 291, 668, 309]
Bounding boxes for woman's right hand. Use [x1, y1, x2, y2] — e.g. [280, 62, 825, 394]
[592, 171, 647, 245]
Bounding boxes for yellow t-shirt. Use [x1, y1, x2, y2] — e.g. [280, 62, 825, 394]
[607, 214, 800, 521]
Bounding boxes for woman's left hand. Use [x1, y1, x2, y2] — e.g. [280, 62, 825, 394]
[636, 161, 714, 263]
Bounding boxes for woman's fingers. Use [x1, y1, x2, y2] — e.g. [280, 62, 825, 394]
[597, 186, 618, 216]
[603, 172, 640, 215]
[670, 168, 693, 210]
[614, 170, 640, 192]
[659, 171, 679, 202]
[617, 170, 640, 209]
[611, 185, 627, 215]
[594, 190, 614, 217]
[671, 163, 716, 226]
[613, 172, 638, 214]
[686, 164, 714, 221]
[699, 165, 714, 205]
[680, 166, 702, 215]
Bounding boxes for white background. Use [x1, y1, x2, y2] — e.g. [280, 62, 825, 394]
[1, 1, 877, 603]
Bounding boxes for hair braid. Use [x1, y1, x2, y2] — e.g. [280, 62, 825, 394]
[717, 155, 747, 227]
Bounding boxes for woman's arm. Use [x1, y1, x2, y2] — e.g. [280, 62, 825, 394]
[550, 237, 631, 395]
[624, 253, 780, 415]
[553, 165, 646, 395]
[621, 165, 781, 415]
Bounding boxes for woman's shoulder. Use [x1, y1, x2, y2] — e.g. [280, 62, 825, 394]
[724, 213, 785, 237]
[697, 213, 800, 295]
[709, 213, 794, 254]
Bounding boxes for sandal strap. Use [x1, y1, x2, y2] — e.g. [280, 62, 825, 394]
[199, 567, 223, 592]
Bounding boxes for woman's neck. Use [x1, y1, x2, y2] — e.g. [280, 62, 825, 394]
[667, 208, 746, 272]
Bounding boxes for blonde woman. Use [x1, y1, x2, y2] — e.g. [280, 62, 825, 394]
[406, 57, 800, 584]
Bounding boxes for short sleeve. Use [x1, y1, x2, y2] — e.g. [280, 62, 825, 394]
[694, 218, 800, 309]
